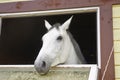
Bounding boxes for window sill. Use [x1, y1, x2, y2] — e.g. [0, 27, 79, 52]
[0, 64, 98, 80]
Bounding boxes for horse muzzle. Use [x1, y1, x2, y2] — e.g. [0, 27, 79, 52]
[34, 59, 51, 75]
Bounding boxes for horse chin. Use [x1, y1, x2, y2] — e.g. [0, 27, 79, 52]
[38, 69, 49, 75]
[35, 66, 50, 75]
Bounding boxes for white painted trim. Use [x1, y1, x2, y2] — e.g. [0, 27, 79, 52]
[0, 64, 96, 68]
[0, 7, 99, 18]
[97, 7, 101, 68]
[0, 65, 34, 67]
[57, 64, 97, 68]
[0, 7, 101, 69]
[0, 0, 32, 3]
[88, 65, 98, 80]
[0, 17, 1, 35]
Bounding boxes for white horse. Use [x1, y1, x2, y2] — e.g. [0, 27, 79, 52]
[34, 16, 86, 75]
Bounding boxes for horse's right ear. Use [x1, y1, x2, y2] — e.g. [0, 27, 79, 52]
[44, 20, 52, 30]
[61, 16, 73, 30]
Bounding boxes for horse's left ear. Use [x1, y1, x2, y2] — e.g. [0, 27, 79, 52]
[44, 20, 52, 30]
[61, 16, 73, 30]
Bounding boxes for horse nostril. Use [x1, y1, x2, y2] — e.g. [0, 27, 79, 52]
[42, 61, 46, 68]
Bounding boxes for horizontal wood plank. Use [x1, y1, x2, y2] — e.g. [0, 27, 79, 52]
[113, 5, 120, 18]
[113, 30, 120, 40]
[114, 53, 120, 65]
[115, 66, 120, 79]
[114, 41, 120, 52]
[113, 18, 120, 28]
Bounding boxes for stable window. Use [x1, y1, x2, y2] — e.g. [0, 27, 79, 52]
[0, 7, 100, 80]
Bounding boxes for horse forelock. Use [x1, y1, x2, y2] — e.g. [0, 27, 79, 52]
[48, 23, 61, 31]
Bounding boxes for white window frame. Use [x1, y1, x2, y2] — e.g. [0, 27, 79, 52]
[0, 7, 100, 80]
[0, 0, 32, 3]
[0, 18, 1, 35]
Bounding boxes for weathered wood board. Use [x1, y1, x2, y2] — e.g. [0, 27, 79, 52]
[0, 67, 90, 80]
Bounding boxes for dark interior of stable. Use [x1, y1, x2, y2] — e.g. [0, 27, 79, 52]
[0, 12, 97, 64]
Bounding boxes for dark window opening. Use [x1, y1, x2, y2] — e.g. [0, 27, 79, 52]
[0, 12, 97, 64]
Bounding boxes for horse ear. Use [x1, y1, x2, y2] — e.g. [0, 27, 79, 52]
[61, 16, 73, 30]
[44, 20, 52, 30]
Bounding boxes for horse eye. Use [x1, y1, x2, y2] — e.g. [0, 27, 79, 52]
[57, 36, 63, 41]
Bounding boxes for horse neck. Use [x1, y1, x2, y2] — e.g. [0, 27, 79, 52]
[60, 33, 80, 64]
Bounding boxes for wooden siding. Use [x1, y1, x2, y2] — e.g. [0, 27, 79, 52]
[113, 5, 120, 80]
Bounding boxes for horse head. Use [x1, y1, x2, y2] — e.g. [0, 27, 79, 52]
[34, 16, 86, 75]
